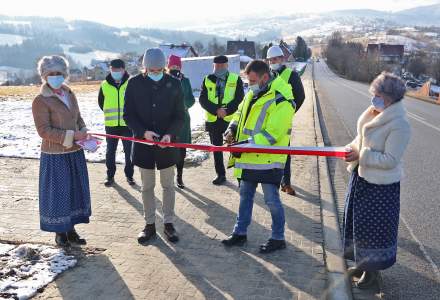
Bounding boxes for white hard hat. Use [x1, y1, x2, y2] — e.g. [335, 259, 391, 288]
[266, 45, 284, 59]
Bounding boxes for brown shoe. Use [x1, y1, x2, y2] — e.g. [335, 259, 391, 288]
[281, 184, 296, 196]
[137, 223, 156, 244]
[164, 223, 179, 243]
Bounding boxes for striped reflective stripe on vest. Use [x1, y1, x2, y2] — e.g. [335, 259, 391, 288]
[253, 93, 285, 134]
[261, 130, 277, 145]
[105, 116, 120, 121]
[242, 128, 253, 135]
[235, 162, 285, 170]
[104, 108, 119, 113]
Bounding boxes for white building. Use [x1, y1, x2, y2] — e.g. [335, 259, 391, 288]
[181, 55, 240, 91]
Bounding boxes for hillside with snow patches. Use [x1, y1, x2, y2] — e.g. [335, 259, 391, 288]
[1, 4, 440, 69]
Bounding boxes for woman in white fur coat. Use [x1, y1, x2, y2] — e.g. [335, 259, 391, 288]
[343, 72, 411, 289]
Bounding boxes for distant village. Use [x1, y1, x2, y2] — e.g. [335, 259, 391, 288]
[2, 29, 440, 99]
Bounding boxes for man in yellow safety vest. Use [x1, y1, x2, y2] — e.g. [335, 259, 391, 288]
[222, 60, 296, 253]
[199, 55, 244, 185]
[98, 59, 134, 187]
[266, 45, 305, 196]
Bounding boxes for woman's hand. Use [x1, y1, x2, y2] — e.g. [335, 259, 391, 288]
[344, 147, 359, 162]
[74, 131, 88, 141]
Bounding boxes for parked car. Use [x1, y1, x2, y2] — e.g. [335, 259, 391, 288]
[406, 80, 418, 89]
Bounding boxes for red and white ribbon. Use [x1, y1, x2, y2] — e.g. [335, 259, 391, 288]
[90, 132, 348, 158]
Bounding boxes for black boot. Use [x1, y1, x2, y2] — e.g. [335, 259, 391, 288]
[347, 266, 363, 278]
[67, 229, 87, 245]
[176, 174, 185, 189]
[164, 223, 179, 243]
[259, 239, 286, 254]
[356, 271, 379, 289]
[138, 223, 156, 244]
[55, 233, 70, 247]
[127, 177, 135, 186]
[212, 175, 226, 185]
[104, 177, 114, 187]
[221, 234, 247, 247]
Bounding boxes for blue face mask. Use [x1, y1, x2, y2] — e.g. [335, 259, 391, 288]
[148, 72, 163, 82]
[111, 71, 123, 81]
[214, 68, 228, 78]
[371, 96, 385, 112]
[47, 75, 65, 90]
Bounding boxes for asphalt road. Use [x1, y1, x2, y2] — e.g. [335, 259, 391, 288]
[313, 61, 440, 299]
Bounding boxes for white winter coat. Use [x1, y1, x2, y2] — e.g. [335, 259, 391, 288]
[347, 101, 411, 185]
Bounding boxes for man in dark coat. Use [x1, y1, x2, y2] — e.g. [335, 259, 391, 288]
[124, 48, 185, 244]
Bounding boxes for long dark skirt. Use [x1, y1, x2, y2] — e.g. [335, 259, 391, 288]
[39, 150, 92, 233]
[343, 168, 400, 271]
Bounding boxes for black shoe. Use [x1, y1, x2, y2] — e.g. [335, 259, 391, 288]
[176, 175, 185, 189]
[67, 229, 87, 245]
[356, 271, 379, 289]
[104, 177, 114, 187]
[127, 177, 135, 186]
[221, 234, 247, 247]
[137, 223, 156, 244]
[164, 223, 179, 243]
[212, 175, 226, 185]
[259, 239, 286, 254]
[55, 233, 71, 247]
[347, 267, 363, 278]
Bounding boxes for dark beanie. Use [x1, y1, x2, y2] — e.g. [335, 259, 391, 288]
[213, 55, 228, 64]
[110, 59, 125, 68]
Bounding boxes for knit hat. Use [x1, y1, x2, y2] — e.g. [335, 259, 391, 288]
[214, 55, 228, 64]
[37, 55, 69, 78]
[110, 59, 125, 68]
[142, 48, 166, 69]
[167, 55, 182, 69]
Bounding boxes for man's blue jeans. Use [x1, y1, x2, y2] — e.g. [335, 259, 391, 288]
[233, 180, 285, 240]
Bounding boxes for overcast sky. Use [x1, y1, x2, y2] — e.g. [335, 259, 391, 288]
[1, 0, 439, 28]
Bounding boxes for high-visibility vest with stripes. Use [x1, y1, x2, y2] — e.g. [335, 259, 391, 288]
[101, 80, 128, 127]
[279, 67, 293, 83]
[204, 73, 239, 123]
[228, 76, 296, 179]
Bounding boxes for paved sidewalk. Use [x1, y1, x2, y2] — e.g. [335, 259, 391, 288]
[0, 70, 334, 300]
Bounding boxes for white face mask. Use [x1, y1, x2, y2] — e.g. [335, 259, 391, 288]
[249, 84, 260, 94]
[270, 63, 281, 71]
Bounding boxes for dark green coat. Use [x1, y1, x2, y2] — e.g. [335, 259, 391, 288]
[178, 76, 195, 143]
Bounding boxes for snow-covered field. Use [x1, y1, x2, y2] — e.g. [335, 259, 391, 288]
[0, 243, 77, 300]
[60, 45, 120, 67]
[0, 92, 209, 164]
[0, 34, 26, 46]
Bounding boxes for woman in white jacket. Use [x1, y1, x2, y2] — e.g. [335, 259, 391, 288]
[343, 72, 411, 288]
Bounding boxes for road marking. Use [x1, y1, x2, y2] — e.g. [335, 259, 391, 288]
[320, 66, 440, 134]
[408, 112, 426, 121]
[401, 216, 440, 281]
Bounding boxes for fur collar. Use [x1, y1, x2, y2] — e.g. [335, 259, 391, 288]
[40, 83, 72, 98]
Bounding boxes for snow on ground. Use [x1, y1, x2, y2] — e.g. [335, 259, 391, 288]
[60, 45, 120, 67]
[0, 92, 209, 164]
[0, 243, 77, 300]
[0, 34, 26, 46]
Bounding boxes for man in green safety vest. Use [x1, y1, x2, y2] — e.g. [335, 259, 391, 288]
[199, 55, 244, 185]
[222, 60, 296, 253]
[98, 59, 134, 187]
[266, 45, 305, 196]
